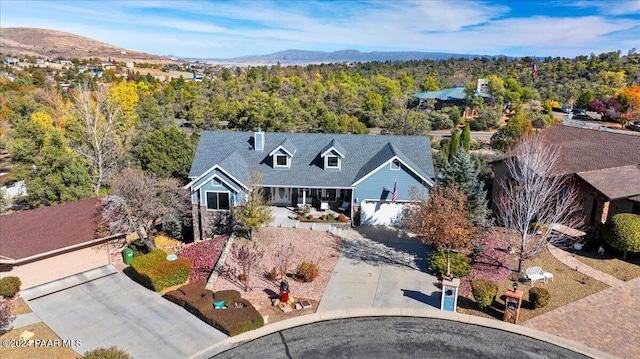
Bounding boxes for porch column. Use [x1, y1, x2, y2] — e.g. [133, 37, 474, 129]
[302, 188, 306, 207]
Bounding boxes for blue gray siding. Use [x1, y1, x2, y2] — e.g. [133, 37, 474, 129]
[353, 161, 427, 205]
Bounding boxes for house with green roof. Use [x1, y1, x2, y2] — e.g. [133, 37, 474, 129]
[411, 87, 491, 110]
[186, 129, 435, 240]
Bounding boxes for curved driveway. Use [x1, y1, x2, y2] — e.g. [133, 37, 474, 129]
[211, 317, 589, 359]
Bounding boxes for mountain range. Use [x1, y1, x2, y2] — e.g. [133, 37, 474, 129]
[2, 27, 508, 65]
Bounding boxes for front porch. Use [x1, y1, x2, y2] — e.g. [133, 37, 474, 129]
[265, 186, 353, 214]
[268, 206, 351, 230]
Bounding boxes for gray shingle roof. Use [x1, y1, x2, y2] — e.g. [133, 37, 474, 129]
[411, 87, 491, 100]
[189, 131, 435, 188]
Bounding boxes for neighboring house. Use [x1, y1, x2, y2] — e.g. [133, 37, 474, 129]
[411, 87, 492, 110]
[0, 197, 124, 289]
[186, 130, 435, 240]
[492, 125, 640, 231]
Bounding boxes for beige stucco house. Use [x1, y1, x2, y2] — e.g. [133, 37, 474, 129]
[0, 197, 125, 289]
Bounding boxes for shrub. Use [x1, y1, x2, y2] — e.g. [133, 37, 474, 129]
[83, 346, 132, 359]
[529, 287, 551, 309]
[337, 214, 347, 222]
[164, 281, 263, 336]
[296, 260, 320, 282]
[1, 299, 15, 333]
[127, 240, 147, 257]
[130, 250, 191, 291]
[295, 214, 302, 220]
[178, 237, 227, 282]
[602, 213, 640, 259]
[328, 213, 335, 221]
[0, 277, 21, 298]
[428, 251, 471, 278]
[307, 214, 313, 220]
[320, 214, 327, 220]
[265, 266, 278, 281]
[471, 279, 499, 310]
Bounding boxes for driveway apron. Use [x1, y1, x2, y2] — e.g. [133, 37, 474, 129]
[24, 269, 227, 359]
[318, 226, 440, 312]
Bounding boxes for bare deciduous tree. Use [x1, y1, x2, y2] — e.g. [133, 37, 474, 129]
[273, 243, 295, 281]
[101, 169, 190, 251]
[494, 135, 583, 272]
[69, 82, 133, 195]
[231, 242, 264, 292]
[403, 182, 478, 278]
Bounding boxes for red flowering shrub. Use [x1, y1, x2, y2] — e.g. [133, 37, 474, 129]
[178, 236, 228, 282]
[459, 230, 512, 297]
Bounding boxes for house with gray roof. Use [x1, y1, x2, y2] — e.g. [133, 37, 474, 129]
[186, 129, 435, 240]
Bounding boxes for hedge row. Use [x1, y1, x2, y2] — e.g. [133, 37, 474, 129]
[130, 250, 191, 292]
[164, 279, 263, 336]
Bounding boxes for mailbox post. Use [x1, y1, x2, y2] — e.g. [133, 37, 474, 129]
[440, 278, 460, 312]
[504, 286, 523, 324]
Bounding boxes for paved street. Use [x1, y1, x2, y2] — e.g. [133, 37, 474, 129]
[212, 317, 589, 359]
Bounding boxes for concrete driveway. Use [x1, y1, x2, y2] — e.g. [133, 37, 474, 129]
[22, 266, 227, 358]
[317, 226, 441, 312]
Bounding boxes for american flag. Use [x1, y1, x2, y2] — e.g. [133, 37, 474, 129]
[532, 63, 538, 80]
[391, 182, 398, 202]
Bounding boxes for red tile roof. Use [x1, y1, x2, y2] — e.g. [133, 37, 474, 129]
[539, 125, 640, 175]
[0, 197, 102, 260]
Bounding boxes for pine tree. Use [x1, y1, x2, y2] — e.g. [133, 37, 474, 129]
[440, 151, 490, 231]
[461, 123, 471, 153]
[448, 129, 460, 162]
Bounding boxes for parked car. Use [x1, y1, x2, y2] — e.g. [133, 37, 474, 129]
[560, 106, 571, 113]
[571, 109, 588, 119]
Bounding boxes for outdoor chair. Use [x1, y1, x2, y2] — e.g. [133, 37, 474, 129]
[338, 201, 349, 212]
[526, 266, 554, 285]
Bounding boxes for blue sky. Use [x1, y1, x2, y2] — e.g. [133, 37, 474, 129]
[2, 0, 639, 59]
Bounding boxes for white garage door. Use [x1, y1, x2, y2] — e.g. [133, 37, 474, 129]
[5, 244, 111, 289]
[360, 200, 405, 226]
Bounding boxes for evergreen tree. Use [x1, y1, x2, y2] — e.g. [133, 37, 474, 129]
[448, 129, 460, 162]
[461, 123, 471, 153]
[440, 151, 490, 231]
[136, 126, 195, 180]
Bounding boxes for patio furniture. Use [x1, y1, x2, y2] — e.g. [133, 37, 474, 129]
[526, 266, 554, 285]
[338, 201, 349, 212]
[320, 200, 329, 211]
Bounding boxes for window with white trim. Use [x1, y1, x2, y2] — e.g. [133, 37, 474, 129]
[390, 159, 401, 170]
[206, 191, 230, 210]
[275, 154, 288, 167]
[326, 155, 339, 168]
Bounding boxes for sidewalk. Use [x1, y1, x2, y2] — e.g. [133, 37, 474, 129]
[523, 244, 639, 359]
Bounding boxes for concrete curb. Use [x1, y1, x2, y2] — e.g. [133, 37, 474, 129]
[189, 308, 617, 359]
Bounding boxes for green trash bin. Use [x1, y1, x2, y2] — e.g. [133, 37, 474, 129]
[123, 248, 134, 265]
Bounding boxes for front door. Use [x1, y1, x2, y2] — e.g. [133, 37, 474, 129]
[272, 187, 290, 205]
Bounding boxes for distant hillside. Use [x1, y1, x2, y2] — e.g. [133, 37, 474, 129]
[202, 49, 512, 65]
[0, 27, 173, 63]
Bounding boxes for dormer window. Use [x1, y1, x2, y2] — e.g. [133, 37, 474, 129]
[275, 154, 289, 167]
[326, 155, 340, 168]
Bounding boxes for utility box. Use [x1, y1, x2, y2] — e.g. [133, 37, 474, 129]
[504, 289, 523, 324]
[122, 248, 134, 265]
[440, 278, 460, 312]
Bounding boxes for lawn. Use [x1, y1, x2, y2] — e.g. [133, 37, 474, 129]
[0, 322, 81, 359]
[458, 236, 610, 323]
[9, 297, 32, 315]
[567, 247, 640, 282]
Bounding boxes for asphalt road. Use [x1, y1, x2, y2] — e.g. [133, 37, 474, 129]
[210, 317, 588, 359]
